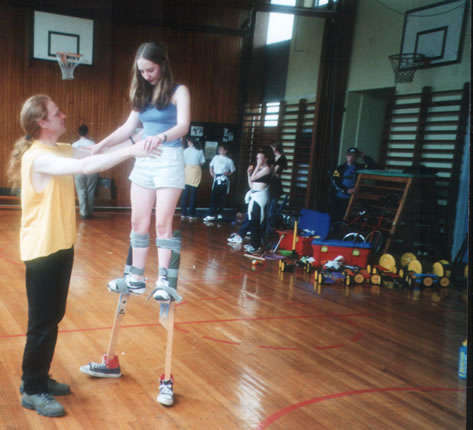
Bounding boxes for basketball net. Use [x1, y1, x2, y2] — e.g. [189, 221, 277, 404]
[389, 53, 426, 84]
[55, 52, 82, 80]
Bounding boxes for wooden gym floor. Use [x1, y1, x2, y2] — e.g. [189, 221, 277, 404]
[0, 209, 467, 429]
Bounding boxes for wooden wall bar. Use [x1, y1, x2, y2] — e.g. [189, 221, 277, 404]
[0, 1, 246, 207]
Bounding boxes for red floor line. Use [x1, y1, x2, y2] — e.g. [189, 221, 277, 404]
[0, 322, 161, 339]
[176, 313, 335, 326]
[0, 312, 358, 339]
[202, 336, 240, 345]
[258, 345, 300, 351]
[350, 332, 363, 342]
[315, 343, 345, 350]
[255, 386, 466, 430]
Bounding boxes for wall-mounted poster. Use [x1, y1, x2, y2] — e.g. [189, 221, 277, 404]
[190, 125, 204, 137]
[189, 122, 239, 164]
[204, 141, 218, 160]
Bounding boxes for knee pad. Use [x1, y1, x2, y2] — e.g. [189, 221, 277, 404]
[156, 231, 182, 302]
[130, 231, 150, 248]
[156, 231, 181, 287]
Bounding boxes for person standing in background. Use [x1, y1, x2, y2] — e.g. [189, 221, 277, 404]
[72, 125, 99, 219]
[266, 141, 288, 237]
[203, 142, 235, 222]
[181, 135, 205, 220]
[243, 146, 273, 253]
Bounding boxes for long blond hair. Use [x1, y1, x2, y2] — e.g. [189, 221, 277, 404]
[129, 42, 175, 111]
[7, 95, 50, 190]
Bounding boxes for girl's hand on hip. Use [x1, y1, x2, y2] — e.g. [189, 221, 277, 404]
[144, 134, 165, 151]
[132, 140, 154, 157]
[150, 143, 163, 158]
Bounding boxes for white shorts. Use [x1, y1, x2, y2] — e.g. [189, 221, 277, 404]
[129, 146, 185, 190]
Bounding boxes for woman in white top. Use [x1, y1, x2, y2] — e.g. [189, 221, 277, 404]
[180, 135, 205, 219]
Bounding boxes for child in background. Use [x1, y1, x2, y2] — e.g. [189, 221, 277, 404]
[203, 142, 235, 222]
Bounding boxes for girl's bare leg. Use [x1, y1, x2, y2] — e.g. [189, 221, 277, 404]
[155, 188, 182, 268]
[129, 183, 156, 279]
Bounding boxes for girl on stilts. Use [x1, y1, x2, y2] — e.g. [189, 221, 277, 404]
[81, 42, 190, 406]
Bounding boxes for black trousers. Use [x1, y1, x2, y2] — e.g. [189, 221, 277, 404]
[209, 182, 228, 216]
[22, 247, 74, 394]
[249, 202, 264, 249]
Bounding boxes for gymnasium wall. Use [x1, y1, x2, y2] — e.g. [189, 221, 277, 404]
[285, 15, 324, 101]
[0, 1, 246, 207]
[348, 0, 471, 93]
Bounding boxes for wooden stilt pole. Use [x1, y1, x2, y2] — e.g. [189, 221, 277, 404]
[159, 302, 175, 380]
[106, 293, 130, 359]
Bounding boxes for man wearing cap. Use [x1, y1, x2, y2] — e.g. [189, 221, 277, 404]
[329, 147, 376, 223]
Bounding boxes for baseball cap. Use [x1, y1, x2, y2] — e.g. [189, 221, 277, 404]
[347, 147, 360, 154]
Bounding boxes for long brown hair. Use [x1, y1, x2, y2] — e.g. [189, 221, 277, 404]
[129, 42, 175, 111]
[258, 145, 275, 166]
[7, 95, 50, 189]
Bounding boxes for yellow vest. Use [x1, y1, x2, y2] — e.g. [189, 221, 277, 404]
[20, 141, 76, 261]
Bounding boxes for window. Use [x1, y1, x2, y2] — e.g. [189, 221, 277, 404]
[313, 0, 337, 7]
[266, 0, 296, 45]
[264, 102, 280, 127]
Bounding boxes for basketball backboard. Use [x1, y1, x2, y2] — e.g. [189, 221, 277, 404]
[32, 11, 94, 65]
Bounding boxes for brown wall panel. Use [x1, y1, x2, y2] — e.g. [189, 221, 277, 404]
[1, 2, 244, 209]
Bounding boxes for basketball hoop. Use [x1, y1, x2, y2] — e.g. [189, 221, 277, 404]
[55, 52, 82, 80]
[389, 53, 426, 84]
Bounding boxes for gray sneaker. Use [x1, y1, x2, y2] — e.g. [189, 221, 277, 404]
[21, 393, 65, 417]
[20, 377, 70, 396]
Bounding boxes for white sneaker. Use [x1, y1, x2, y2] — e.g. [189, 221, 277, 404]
[203, 215, 216, 222]
[244, 244, 259, 253]
[157, 377, 174, 406]
[217, 214, 223, 220]
[228, 234, 243, 244]
[153, 278, 170, 301]
[126, 275, 146, 295]
[108, 275, 145, 295]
